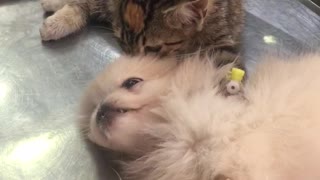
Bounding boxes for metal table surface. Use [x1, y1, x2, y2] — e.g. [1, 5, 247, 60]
[0, 0, 319, 179]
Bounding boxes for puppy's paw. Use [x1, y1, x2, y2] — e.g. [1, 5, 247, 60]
[40, 16, 69, 41]
[41, 0, 64, 12]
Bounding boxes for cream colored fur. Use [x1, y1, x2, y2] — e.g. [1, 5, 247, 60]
[121, 54, 320, 180]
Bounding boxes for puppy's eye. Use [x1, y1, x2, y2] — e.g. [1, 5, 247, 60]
[144, 45, 162, 53]
[122, 78, 143, 89]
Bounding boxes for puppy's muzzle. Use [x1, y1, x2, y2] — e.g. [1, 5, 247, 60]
[96, 104, 129, 125]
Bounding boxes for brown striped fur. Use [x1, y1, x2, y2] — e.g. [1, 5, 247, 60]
[40, 0, 244, 66]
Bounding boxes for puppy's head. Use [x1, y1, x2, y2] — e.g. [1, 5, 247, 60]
[79, 55, 177, 154]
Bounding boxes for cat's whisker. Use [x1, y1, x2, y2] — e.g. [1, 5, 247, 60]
[175, 46, 241, 64]
[175, 48, 208, 58]
[91, 26, 114, 31]
[79, 127, 90, 134]
[111, 167, 123, 180]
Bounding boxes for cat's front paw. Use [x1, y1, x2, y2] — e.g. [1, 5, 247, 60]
[41, 0, 64, 12]
[40, 16, 68, 41]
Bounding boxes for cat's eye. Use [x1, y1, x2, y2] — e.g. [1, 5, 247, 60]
[144, 46, 162, 53]
[122, 78, 143, 89]
[164, 40, 184, 46]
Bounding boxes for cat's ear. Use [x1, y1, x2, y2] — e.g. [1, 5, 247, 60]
[163, 0, 209, 31]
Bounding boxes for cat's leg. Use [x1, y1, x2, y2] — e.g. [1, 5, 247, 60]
[40, 4, 88, 41]
[41, 0, 67, 12]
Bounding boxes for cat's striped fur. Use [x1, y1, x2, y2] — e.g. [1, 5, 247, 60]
[40, 0, 244, 67]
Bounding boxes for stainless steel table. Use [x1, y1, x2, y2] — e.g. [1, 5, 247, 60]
[0, 0, 319, 179]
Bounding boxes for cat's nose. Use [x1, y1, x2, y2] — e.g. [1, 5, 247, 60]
[96, 104, 117, 125]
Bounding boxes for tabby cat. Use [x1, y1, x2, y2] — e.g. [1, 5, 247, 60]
[40, 0, 244, 65]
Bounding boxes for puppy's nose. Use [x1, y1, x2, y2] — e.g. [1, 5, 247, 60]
[96, 104, 117, 125]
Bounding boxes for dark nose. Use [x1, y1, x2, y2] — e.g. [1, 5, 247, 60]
[96, 104, 117, 125]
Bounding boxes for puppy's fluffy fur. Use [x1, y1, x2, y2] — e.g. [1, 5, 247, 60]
[121, 54, 320, 180]
[80, 54, 320, 180]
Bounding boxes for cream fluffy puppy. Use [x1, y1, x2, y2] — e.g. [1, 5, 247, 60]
[78, 54, 229, 156]
[78, 55, 178, 155]
[121, 54, 320, 180]
[80, 54, 320, 180]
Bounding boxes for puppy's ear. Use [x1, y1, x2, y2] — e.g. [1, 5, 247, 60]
[163, 0, 208, 32]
